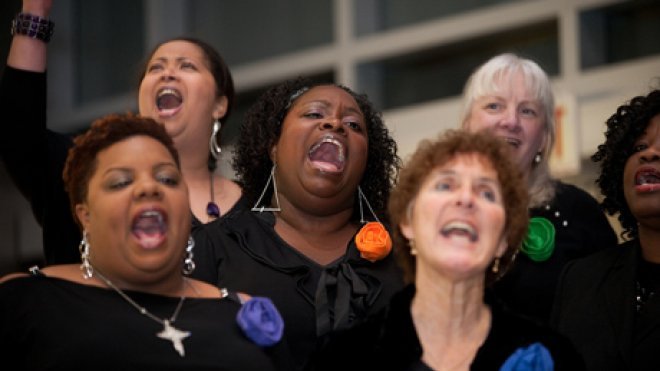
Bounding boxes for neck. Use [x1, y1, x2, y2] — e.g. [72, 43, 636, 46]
[412, 267, 488, 335]
[638, 225, 660, 263]
[91, 265, 187, 298]
[411, 268, 490, 370]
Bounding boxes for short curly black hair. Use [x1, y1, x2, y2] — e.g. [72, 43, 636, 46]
[592, 89, 660, 240]
[63, 113, 179, 229]
[233, 77, 400, 222]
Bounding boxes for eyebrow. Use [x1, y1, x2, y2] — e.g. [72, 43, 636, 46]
[102, 162, 177, 175]
[435, 169, 499, 185]
[299, 99, 364, 117]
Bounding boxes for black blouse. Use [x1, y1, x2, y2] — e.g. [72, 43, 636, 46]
[192, 204, 404, 370]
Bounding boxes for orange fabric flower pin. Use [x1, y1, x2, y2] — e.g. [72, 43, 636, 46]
[355, 222, 392, 262]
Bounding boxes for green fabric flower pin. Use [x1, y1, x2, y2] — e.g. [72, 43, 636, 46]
[521, 217, 555, 262]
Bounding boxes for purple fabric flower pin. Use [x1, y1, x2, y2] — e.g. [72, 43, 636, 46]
[236, 296, 284, 347]
[500, 342, 553, 371]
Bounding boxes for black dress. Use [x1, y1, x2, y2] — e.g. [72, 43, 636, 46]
[551, 240, 660, 371]
[192, 205, 405, 370]
[310, 285, 585, 371]
[0, 274, 289, 371]
[493, 181, 617, 324]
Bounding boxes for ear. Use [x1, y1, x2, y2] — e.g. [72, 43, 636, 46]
[400, 221, 415, 241]
[495, 236, 508, 259]
[212, 96, 229, 120]
[75, 204, 91, 231]
[399, 202, 416, 240]
[270, 145, 278, 163]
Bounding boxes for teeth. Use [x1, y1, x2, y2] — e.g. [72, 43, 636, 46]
[441, 221, 477, 242]
[309, 135, 345, 162]
[157, 88, 180, 98]
[140, 210, 164, 223]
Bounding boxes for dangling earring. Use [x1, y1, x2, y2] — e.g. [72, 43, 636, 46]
[183, 236, 196, 275]
[354, 186, 392, 262]
[534, 152, 542, 164]
[409, 239, 418, 256]
[79, 230, 93, 279]
[492, 257, 501, 274]
[209, 119, 222, 160]
[251, 165, 281, 212]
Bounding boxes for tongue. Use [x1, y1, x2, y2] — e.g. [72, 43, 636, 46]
[133, 217, 166, 249]
[309, 142, 343, 172]
[157, 94, 182, 110]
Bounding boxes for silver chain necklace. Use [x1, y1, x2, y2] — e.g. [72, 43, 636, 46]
[92, 267, 191, 357]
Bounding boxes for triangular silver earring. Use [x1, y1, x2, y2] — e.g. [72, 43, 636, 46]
[251, 165, 281, 212]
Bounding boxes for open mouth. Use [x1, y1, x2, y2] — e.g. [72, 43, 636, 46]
[635, 167, 660, 193]
[500, 136, 521, 149]
[308, 134, 346, 173]
[132, 209, 167, 249]
[156, 88, 183, 117]
[441, 221, 478, 242]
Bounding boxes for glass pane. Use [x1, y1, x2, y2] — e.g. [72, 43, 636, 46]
[223, 71, 335, 146]
[74, 0, 144, 105]
[355, 0, 529, 36]
[189, 0, 333, 65]
[357, 20, 558, 110]
[580, 0, 660, 69]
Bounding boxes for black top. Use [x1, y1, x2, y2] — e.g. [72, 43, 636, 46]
[191, 205, 405, 370]
[493, 181, 617, 324]
[0, 274, 288, 371]
[310, 284, 585, 371]
[551, 240, 660, 371]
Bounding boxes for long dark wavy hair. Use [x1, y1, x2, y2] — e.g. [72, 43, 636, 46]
[233, 77, 400, 223]
[592, 89, 660, 240]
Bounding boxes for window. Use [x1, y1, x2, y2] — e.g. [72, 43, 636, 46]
[580, 0, 660, 69]
[357, 20, 558, 110]
[73, 0, 144, 105]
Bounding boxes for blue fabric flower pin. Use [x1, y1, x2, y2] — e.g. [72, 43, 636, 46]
[500, 342, 553, 371]
[236, 296, 284, 347]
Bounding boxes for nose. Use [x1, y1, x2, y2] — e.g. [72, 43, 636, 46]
[497, 107, 521, 132]
[320, 118, 346, 135]
[455, 185, 475, 209]
[159, 66, 178, 82]
[133, 178, 163, 200]
[640, 146, 660, 163]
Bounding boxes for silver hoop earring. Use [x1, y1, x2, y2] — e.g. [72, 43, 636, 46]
[79, 230, 93, 279]
[534, 153, 542, 164]
[183, 236, 196, 275]
[209, 119, 222, 160]
[251, 165, 281, 212]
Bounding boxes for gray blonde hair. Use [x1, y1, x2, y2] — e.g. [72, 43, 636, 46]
[460, 53, 556, 208]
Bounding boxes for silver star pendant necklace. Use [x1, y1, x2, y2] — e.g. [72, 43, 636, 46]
[92, 267, 191, 357]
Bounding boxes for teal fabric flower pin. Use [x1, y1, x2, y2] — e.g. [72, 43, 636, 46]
[521, 217, 555, 262]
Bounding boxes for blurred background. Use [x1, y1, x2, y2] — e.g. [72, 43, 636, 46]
[1, 0, 659, 274]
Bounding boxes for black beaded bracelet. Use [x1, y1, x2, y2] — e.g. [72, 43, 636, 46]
[10, 12, 54, 43]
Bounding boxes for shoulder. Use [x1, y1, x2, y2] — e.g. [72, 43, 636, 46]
[563, 241, 632, 275]
[0, 272, 29, 284]
[488, 301, 585, 369]
[553, 181, 601, 207]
